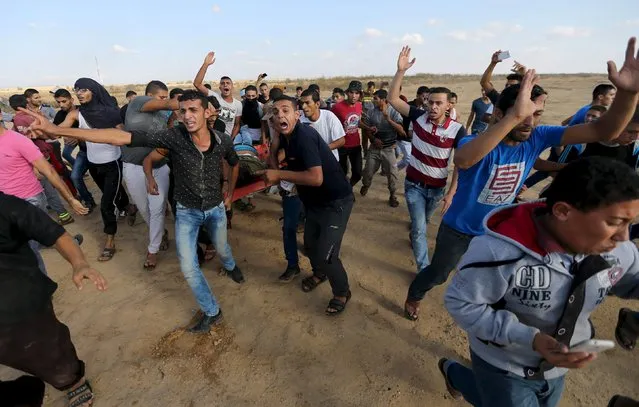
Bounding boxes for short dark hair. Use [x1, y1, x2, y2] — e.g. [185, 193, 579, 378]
[145, 80, 168, 96]
[592, 84, 616, 101]
[373, 89, 388, 99]
[259, 82, 268, 88]
[367, 81, 375, 87]
[273, 95, 298, 109]
[9, 94, 28, 110]
[417, 86, 430, 95]
[380, 81, 389, 88]
[296, 86, 303, 91]
[204, 84, 212, 90]
[333, 88, 345, 96]
[506, 73, 523, 82]
[428, 87, 452, 99]
[169, 88, 184, 99]
[54, 89, 72, 99]
[587, 105, 607, 114]
[125, 90, 137, 98]
[308, 84, 320, 93]
[23, 88, 39, 98]
[300, 89, 320, 102]
[497, 83, 547, 114]
[450, 92, 458, 100]
[220, 76, 232, 82]
[207, 95, 220, 110]
[542, 157, 639, 212]
[269, 88, 284, 100]
[245, 85, 258, 93]
[178, 89, 209, 109]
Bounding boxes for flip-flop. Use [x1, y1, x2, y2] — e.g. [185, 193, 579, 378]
[66, 380, 94, 407]
[404, 301, 420, 321]
[97, 247, 116, 262]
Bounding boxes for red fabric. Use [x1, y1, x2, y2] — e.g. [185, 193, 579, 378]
[331, 101, 362, 148]
[410, 147, 449, 169]
[486, 202, 547, 256]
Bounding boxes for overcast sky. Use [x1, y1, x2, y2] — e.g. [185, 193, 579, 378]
[3, 0, 639, 87]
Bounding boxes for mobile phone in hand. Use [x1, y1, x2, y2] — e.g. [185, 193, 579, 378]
[569, 339, 615, 353]
[262, 73, 268, 78]
[497, 51, 511, 61]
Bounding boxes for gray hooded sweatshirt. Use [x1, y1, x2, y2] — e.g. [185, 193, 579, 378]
[445, 201, 639, 380]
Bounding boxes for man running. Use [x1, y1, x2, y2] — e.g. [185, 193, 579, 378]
[194, 52, 242, 140]
[403, 36, 639, 321]
[0, 191, 107, 407]
[22, 89, 244, 333]
[561, 84, 616, 125]
[360, 89, 405, 207]
[259, 96, 354, 315]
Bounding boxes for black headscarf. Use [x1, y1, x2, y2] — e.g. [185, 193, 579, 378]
[74, 78, 122, 129]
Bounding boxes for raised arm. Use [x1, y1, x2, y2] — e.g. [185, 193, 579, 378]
[480, 50, 502, 93]
[140, 98, 179, 113]
[193, 52, 216, 95]
[455, 70, 540, 169]
[561, 37, 639, 145]
[388, 46, 415, 117]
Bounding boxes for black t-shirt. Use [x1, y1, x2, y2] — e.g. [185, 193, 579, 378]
[0, 192, 64, 324]
[258, 95, 269, 105]
[213, 118, 226, 134]
[280, 123, 352, 206]
[120, 104, 129, 124]
[486, 88, 500, 106]
[582, 142, 633, 166]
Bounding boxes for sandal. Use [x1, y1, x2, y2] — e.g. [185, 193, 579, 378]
[301, 275, 328, 293]
[404, 300, 420, 321]
[126, 206, 137, 226]
[326, 291, 352, 316]
[159, 229, 170, 251]
[616, 308, 639, 351]
[204, 245, 216, 261]
[143, 253, 157, 271]
[67, 380, 94, 407]
[97, 247, 116, 262]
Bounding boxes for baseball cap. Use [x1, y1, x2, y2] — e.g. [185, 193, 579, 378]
[346, 80, 363, 93]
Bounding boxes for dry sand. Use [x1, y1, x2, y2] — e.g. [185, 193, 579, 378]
[2, 74, 638, 407]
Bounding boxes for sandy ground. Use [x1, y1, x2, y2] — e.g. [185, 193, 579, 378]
[2, 74, 639, 407]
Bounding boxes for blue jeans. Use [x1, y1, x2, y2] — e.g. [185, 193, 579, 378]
[282, 194, 303, 268]
[175, 202, 236, 317]
[62, 143, 76, 167]
[70, 151, 94, 204]
[447, 351, 565, 407]
[404, 180, 445, 272]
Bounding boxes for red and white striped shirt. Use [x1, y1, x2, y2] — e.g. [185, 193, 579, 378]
[406, 107, 466, 188]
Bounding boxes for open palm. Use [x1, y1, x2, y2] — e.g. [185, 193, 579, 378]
[397, 46, 416, 71]
[608, 37, 639, 92]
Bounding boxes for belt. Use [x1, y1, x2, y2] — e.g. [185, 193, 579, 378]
[405, 176, 441, 190]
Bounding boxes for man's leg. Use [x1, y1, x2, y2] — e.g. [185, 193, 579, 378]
[97, 162, 121, 237]
[175, 206, 221, 317]
[349, 146, 363, 187]
[148, 165, 170, 253]
[205, 203, 243, 283]
[338, 147, 350, 178]
[361, 148, 381, 195]
[70, 151, 95, 206]
[281, 194, 302, 279]
[122, 163, 151, 224]
[405, 181, 429, 272]
[24, 192, 49, 275]
[382, 146, 399, 204]
[39, 178, 73, 224]
[62, 143, 76, 167]
[407, 223, 474, 301]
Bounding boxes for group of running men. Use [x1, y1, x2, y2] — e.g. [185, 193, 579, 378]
[2, 36, 639, 407]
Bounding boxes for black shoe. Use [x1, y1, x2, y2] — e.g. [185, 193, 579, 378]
[73, 234, 84, 246]
[188, 310, 224, 333]
[608, 395, 639, 407]
[279, 265, 301, 282]
[225, 266, 245, 284]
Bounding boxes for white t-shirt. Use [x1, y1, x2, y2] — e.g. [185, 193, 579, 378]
[78, 112, 121, 164]
[207, 90, 242, 137]
[299, 110, 345, 160]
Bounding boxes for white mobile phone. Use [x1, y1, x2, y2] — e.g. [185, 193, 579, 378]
[569, 339, 615, 353]
[497, 51, 511, 61]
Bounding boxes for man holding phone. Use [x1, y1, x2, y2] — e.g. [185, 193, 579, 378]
[480, 49, 525, 106]
[440, 156, 639, 407]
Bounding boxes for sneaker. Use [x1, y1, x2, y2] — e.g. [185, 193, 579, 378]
[279, 265, 301, 282]
[608, 395, 639, 407]
[437, 358, 463, 400]
[73, 234, 84, 246]
[389, 195, 399, 208]
[360, 185, 369, 197]
[58, 213, 75, 225]
[222, 266, 245, 284]
[188, 310, 224, 333]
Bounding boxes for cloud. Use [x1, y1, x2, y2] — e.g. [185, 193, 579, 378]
[398, 33, 424, 45]
[447, 22, 523, 42]
[112, 44, 137, 53]
[264, 39, 272, 46]
[235, 50, 248, 56]
[624, 19, 639, 26]
[364, 28, 383, 38]
[212, 4, 221, 12]
[27, 22, 37, 28]
[426, 18, 440, 26]
[548, 26, 591, 38]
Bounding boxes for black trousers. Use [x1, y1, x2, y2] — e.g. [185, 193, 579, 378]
[339, 146, 363, 187]
[304, 196, 354, 297]
[89, 160, 129, 235]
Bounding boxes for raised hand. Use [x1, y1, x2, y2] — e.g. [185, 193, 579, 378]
[608, 37, 639, 93]
[512, 61, 527, 75]
[397, 46, 416, 72]
[491, 50, 503, 64]
[510, 69, 540, 119]
[203, 51, 216, 66]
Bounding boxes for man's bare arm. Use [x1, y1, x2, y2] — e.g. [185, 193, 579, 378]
[231, 116, 241, 139]
[141, 98, 179, 113]
[480, 51, 502, 93]
[533, 158, 566, 172]
[388, 47, 414, 117]
[466, 111, 475, 130]
[278, 167, 323, 186]
[329, 137, 345, 150]
[193, 52, 216, 95]
[55, 233, 107, 291]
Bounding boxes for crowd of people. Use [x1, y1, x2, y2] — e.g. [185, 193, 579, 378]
[2, 36, 639, 407]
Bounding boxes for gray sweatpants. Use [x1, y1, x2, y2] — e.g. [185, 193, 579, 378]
[40, 178, 68, 216]
[362, 145, 398, 194]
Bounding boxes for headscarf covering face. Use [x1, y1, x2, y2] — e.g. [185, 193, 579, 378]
[74, 78, 122, 129]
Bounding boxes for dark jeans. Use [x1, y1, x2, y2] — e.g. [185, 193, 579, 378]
[407, 222, 474, 301]
[447, 351, 565, 407]
[90, 160, 129, 235]
[523, 171, 550, 189]
[339, 146, 363, 187]
[304, 196, 354, 297]
[0, 301, 85, 391]
[282, 194, 303, 267]
[70, 151, 95, 205]
[62, 143, 77, 167]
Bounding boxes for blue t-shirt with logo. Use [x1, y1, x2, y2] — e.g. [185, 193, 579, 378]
[443, 125, 566, 236]
[567, 104, 591, 126]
